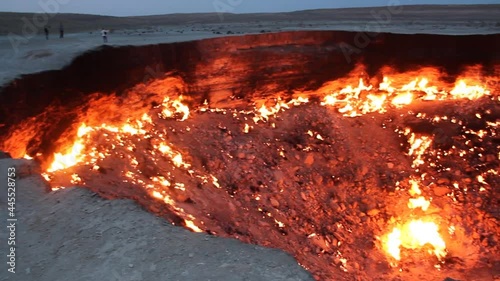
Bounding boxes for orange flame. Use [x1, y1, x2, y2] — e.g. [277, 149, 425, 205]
[384, 220, 447, 261]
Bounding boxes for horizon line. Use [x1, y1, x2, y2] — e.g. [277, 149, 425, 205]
[0, 3, 498, 18]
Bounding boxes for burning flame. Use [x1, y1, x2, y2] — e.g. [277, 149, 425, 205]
[47, 123, 92, 172]
[161, 96, 190, 121]
[10, 64, 495, 269]
[320, 73, 491, 117]
[381, 139, 448, 263]
[384, 220, 447, 261]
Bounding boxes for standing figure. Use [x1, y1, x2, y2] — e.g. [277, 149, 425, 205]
[59, 22, 64, 38]
[101, 29, 109, 43]
[44, 26, 49, 40]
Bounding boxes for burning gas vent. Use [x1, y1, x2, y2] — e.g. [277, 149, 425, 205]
[0, 31, 498, 281]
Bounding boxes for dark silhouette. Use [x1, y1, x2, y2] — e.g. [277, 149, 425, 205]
[101, 29, 109, 43]
[44, 27, 49, 40]
[59, 23, 64, 39]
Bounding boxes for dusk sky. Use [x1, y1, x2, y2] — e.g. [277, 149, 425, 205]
[0, 0, 499, 16]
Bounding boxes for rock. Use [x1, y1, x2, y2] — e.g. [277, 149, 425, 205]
[228, 201, 237, 212]
[485, 154, 496, 162]
[367, 209, 380, 217]
[437, 178, 450, 184]
[246, 154, 256, 160]
[433, 186, 451, 196]
[274, 170, 284, 181]
[270, 198, 280, 208]
[237, 152, 246, 159]
[310, 235, 331, 252]
[274, 170, 285, 186]
[0, 151, 12, 159]
[300, 192, 307, 201]
[386, 163, 394, 169]
[360, 166, 369, 176]
[258, 220, 270, 227]
[305, 154, 314, 166]
[443, 278, 460, 281]
[312, 172, 323, 185]
[353, 262, 360, 270]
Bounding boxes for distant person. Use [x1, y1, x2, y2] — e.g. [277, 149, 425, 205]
[44, 26, 49, 40]
[101, 29, 109, 43]
[59, 22, 64, 38]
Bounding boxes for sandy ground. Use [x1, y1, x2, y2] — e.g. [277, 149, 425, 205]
[0, 158, 313, 281]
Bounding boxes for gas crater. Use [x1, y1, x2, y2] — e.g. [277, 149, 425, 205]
[1, 31, 499, 281]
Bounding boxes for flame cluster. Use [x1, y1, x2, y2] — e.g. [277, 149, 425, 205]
[13, 64, 496, 267]
[383, 178, 447, 262]
[321, 76, 491, 117]
[40, 98, 207, 233]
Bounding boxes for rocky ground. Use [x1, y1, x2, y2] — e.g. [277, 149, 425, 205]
[29, 82, 499, 280]
[0, 5, 498, 281]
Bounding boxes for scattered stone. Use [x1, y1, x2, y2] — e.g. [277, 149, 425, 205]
[387, 163, 394, 169]
[305, 154, 314, 166]
[310, 235, 331, 252]
[246, 154, 256, 160]
[270, 198, 280, 208]
[237, 152, 246, 159]
[300, 192, 307, 201]
[437, 178, 450, 184]
[258, 220, 270, 227]
[485, 154, 496, 162]
[433, 186, 451, 197]
[367, 209, 380, 217]
[360, 166, 369, 176]
[312, 172, 323, 185]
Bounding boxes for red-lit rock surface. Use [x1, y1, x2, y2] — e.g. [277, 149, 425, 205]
[0, 31, 499, 280]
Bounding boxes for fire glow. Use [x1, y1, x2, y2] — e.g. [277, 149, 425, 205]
[5, 63, 498, 277]
[384, 220, 447, 261]
[380, 129, 449, 263]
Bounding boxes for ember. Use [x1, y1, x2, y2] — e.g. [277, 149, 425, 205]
[1, 31, 498, 281]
